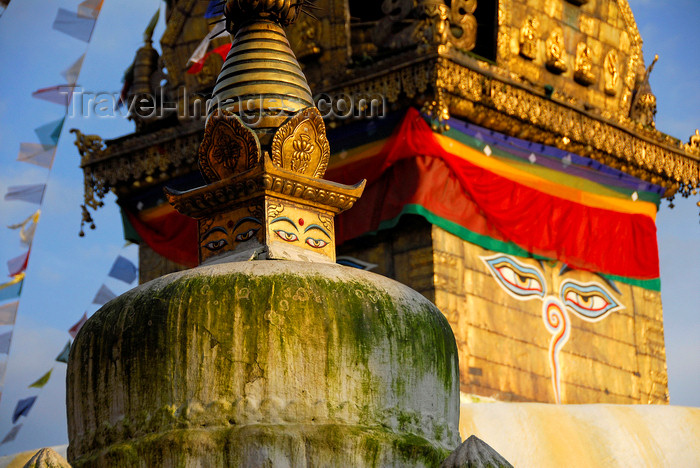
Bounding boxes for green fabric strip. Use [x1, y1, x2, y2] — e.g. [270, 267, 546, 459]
[120, 208, 143, 244]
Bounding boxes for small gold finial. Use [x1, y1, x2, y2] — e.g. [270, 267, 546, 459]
[166, 0, 365, 265]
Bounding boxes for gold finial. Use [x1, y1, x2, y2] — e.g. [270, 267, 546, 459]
[166, 0, 365, 265]
[208, 1, 315, 152]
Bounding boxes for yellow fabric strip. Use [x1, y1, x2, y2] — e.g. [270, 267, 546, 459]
[0, 272, 25, 291]
[329, 138, 389, 169]
[434, 134, 658, 220]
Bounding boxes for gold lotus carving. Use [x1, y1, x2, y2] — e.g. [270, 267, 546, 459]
[198, 110, 261, 183]
[271, 107, 330, 178]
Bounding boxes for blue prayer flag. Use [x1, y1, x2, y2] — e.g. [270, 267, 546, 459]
[0, 279, 22, 302]
[0, 424, 22, 445]
[205, 0, 224, 18]
[108, 255, 137, 284]
[12, 396, 37, 424]
[56, 341, 71, 364]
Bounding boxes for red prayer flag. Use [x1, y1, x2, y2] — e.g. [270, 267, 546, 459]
[187, 43, 232, 75]
[69, 312, 88, 339]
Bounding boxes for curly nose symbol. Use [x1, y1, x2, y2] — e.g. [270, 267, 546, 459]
[542, 297, 570, 404]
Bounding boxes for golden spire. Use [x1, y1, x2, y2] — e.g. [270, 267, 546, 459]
[166, 0, 365, 265]
[209, 1, 315, 151]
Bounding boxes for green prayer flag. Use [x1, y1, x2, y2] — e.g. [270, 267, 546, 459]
[55, 341, 71, 364]
[34, 117, 65, 149]
[28, 369, 52, 388]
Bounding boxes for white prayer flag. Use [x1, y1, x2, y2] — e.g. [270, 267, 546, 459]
[0, 301, 19, 326]
[92, 284, 117, 305]
[4, 184, 46, 205]
[0, 331, 12, 354]
[61, 54, 85, 84]
[17, 143, 56, 168]
[53, 8, 97, 42]
[188, 22, 227, 65]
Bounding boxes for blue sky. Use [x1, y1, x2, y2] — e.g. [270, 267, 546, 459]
[0, 0, 697, 455]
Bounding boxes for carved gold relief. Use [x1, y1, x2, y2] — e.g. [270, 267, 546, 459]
[198, 110, 262, 183]
[604, 50, 619, 96]
[270, 107, 330, 178]
[447, 0, 477, 51]
[574, 42, 595, 86]
[687, 130, 700, 151]
[519, 16, 539, 60]
[70, 129, 106, 165]
[545, 28, 567, 74]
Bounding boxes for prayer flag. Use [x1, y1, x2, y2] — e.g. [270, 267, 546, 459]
[29, 369, 52, 389]
[32, 85, 76, 107]
[0, 360, 6, 386]
[55, 341, 71, 363]
[188, 43, 232, 75]
[188, 22, 227, 66]
[92, 284, 116, 305]
[0, 331, 12, 354]
[143, 8, 159, 42]
[4, 184, 45, 205]
[108, 256, 137, 284]
[0, 424, 22, 445]
[8, 210, 41, 246]
[61, 54, 85, 84]
[0, 274, 23, 302]
[69, 312, 87, 339]
[0, 301, 19, 326]
[35, 118, 65, 148]
[12, 396, 37, 423]
[7, 251, 29, 277]
[205, 0, 224, 18]
[53, 8, 96, 42]
[17, 143, 55, 169]
[78, 0, 103, 19]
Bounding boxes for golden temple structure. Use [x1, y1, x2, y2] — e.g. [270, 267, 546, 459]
[73, 0, 700, 410]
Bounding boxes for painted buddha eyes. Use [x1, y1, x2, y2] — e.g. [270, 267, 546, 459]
[235, 228, 259, 242]
[274, 230, 299, 242]
[305, 238, 328, 248]
[482, 254, 623, 320]
[483, 255, 545, 300]
[270, 217, 331, 249]
[205, 239, 228, 251]
[201, 217, 262, 253]
[560, 280, 621, 320]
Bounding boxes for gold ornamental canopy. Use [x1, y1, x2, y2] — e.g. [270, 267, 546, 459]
[166, 0, 365, 266]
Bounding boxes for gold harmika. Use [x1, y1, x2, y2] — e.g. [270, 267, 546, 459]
[165, 0, 364, 265]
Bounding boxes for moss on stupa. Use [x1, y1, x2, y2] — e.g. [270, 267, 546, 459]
[68, 261, 461, 467]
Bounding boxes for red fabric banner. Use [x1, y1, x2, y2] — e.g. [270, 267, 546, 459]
[328, 108, 659, 280]
[124, 207, 198, 268]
